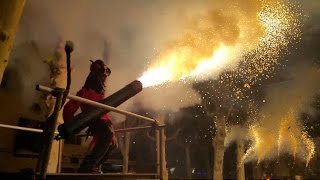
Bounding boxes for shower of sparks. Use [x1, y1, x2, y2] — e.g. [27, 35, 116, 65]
[139, 0, 302, 89]
[223, 0, 302, 106]
[301, 131, 315, 167]
[242, 110, 315, 166]
[236, 0, 302, 86]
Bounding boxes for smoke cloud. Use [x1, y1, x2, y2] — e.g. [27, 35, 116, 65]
[7, 0, 262, 117]
[260, 64, 320, 121]
[5, 1, 204, 117]
[224, 125, 248, 148]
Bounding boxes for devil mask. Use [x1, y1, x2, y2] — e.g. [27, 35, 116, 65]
[84, 60, 111, 94]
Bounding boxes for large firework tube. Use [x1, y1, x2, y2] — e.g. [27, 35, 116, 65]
[57, 80, 143, 139]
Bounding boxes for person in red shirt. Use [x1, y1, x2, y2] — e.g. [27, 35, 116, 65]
[63, 59, 117, 173]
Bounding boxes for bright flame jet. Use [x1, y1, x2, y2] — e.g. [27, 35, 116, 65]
[138, 0, 301, 88]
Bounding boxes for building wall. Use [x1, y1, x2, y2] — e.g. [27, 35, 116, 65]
[0, 87, 90, 173]
[0, 88, 40, 172]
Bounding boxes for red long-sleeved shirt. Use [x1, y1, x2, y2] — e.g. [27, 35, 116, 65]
[63, 87, 111, 123]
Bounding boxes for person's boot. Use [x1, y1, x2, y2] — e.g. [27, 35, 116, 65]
[97, 165, 103, 174]
[78, 163, 103, 174]
[78, 159, 103, 174]
[78, 153, 103, 174]
[78, 157, 98, 173]
[97, 144, 116, 168]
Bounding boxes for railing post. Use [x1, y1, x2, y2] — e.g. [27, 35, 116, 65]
[155, 128, 160, 176]
[57, 139, 64, 173]
[159, 127, 165, 180]
[122, 131, 130, 174]
[37, 88, 64, 180]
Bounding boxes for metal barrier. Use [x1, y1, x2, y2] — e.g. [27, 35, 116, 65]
[0, 85, 166, 180]
[0, 123, 165, 134]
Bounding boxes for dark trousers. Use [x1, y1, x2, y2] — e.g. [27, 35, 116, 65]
[79, 120, 114, 172]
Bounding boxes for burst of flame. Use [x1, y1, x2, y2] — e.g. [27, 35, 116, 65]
[138, 66, 172, 88]
[139, 46, 232, 87]
[138, 0, 301, 88]
[190, 46, 231, 77]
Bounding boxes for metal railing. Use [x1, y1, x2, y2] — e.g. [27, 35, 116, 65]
[37, 85, 158, 124]
[0, 85, 166, 180]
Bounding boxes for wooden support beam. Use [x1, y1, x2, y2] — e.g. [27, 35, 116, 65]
[0, 0, 26, 84]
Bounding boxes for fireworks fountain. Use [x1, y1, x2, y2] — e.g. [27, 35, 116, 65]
[242, 110, 315, 167]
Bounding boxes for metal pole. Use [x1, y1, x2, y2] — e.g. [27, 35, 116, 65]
[37, 85, 158, 124]
[0, 123, 165, 135]
[38, 88, 64, 180]
[0, 123, 43, 133]
[114, 125, 151, 132]
[77, 125, 165, 137]
[115, 125, 164, 133]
